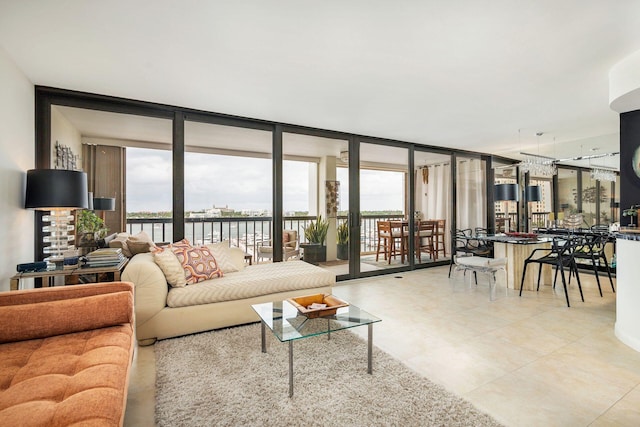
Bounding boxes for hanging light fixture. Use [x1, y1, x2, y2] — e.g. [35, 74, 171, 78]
[590, 166, 617, 182]
[519, 132, 557, 177]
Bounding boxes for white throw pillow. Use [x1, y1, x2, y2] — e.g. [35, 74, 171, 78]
[206, 240, 240, 274]
[153, 248, 188, 288]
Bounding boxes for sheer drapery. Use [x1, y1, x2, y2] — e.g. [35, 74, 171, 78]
[415, 162, 451, 252]
[456, 158, 486, 231]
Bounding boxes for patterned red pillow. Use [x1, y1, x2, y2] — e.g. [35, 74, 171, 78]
[171, 245, 223, 284]
[283, 233, 290, 243]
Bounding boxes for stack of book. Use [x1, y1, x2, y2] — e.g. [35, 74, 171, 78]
[84, 248, 125, 267]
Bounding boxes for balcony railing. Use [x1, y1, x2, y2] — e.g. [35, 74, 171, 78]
[126, 213, 407, 261]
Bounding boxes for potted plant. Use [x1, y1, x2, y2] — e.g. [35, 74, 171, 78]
[302, 215, 329, 264]
[76, 210, 108, 246]
[623, 205, 640, 227]
[336, 220, 349, 260]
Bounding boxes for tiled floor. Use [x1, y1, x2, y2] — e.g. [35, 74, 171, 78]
[124, 266, 640, 426]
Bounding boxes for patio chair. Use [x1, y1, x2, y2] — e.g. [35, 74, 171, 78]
[376, 221, 405, 264]
[256, 230, 300, 262]
[415, 220, 436, 262]
[434, 219, 447, 259]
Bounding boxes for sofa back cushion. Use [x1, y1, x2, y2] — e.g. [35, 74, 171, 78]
[0, 285, 134, 344]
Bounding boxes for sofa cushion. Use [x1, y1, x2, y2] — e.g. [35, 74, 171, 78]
[166, 260, 334, 308]
[172, 245, 223, 284]
[152, 248, 188, 288]
[205, 241, 241, 274]
[0, 287, 133, 344]
[0, 325, 133, 426]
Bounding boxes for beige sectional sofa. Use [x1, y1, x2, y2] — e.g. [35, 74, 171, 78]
[122, 246, 335, 345]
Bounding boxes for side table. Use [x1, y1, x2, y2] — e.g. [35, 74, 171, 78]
[9, 258, 129, 291]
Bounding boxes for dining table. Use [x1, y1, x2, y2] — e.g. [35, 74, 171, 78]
[465, 233, 554, 291]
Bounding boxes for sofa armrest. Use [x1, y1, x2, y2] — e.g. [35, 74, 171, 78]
[0, 282, 134, 343]
[121, 252, 169, 328]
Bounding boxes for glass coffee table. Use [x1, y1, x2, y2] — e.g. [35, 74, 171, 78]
[251, 299, 381, 397]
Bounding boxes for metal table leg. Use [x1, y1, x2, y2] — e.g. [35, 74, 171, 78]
[289, 340, 294, 397]
[261, 321, 266, 353]
[368, 323, 373, 374]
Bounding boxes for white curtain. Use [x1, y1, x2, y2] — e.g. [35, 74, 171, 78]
[455, 158, 486, 231]
[415, 163, 451, 250]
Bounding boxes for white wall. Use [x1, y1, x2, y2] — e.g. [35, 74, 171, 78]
[0, 47, 34, 291]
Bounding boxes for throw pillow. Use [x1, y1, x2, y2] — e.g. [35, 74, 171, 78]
[283, 233, 291, 243]
[172, 245, 223, 284]
[152, 248, 187, 288]
[128, 240, 155, 256]
[205, 240, 239, 274]
[124, 231, 156, 257]
[109, 232, 132, 257]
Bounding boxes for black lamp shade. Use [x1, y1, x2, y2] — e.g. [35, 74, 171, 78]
[25, 169, 88, 210]
[494, 183, 519, 201]
[93, 197, 116, 211]
[525, 185, 542, 202]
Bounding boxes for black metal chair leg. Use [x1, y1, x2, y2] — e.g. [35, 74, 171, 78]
[519, 262, 528, 297]
[559, 264, 571, 308]
[573, 261, 584, 302]
[553, 265, 559, 289]
[602, 255, 615, 292]
[591, 253, 603, 297]
[537, 263, 543, 291]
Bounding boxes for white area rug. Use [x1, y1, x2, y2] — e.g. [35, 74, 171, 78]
[155, 323, 502, 426]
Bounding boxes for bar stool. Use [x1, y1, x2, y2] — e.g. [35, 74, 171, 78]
[434, 219, 446, 258]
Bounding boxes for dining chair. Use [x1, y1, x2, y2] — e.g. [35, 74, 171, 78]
[414, 220, 436, 262]
[434, 219, 446, 259]
[571, 233, 615, 296]
[389, 220, 408, 263]
[448, 229, 492, 277]
[519, 236, 584, 307]
[376, 221, 404, 264]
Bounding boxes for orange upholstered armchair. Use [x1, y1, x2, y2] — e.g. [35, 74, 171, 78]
[0, 282, 135, 426]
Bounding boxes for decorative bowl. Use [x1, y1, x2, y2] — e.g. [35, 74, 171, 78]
[287, 293, 349, 318]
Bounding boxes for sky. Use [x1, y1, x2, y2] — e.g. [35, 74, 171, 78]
[126, 147, 404, 213]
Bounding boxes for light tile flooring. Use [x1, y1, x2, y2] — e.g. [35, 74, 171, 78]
[124, 266, 640, 426]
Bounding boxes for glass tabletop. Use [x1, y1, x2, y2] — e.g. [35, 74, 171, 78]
[251, 299, 381, 342]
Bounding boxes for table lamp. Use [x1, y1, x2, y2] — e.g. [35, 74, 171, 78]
[93, 197, 116, 220]
[25, 169, 88, 265]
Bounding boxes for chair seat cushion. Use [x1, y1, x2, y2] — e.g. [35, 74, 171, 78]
[457, 256, 507, 268]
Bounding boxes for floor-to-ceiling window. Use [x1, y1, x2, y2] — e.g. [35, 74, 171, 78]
[414, 150, 452, 265]
[50, 106, 174, 243]
[35, 87, 505, 281]
[282, 131, 349, 277]
[183, 120, 272, 261]
[359, 142, 409, 271]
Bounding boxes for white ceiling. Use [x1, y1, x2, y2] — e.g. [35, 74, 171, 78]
[3, 1, 640, 169]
